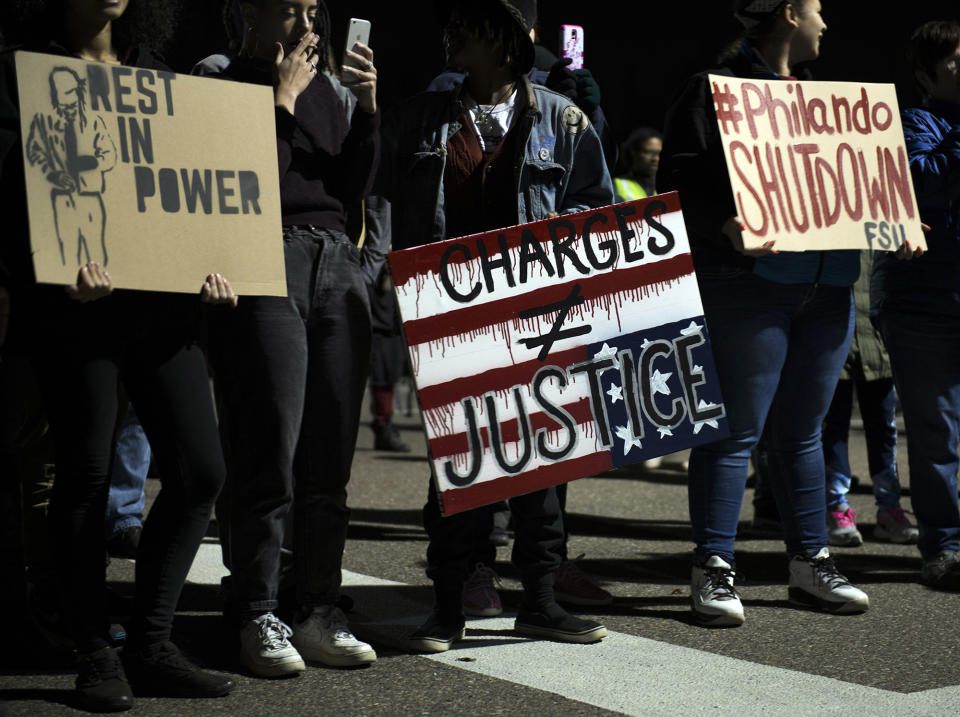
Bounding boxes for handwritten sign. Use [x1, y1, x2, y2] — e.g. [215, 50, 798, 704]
[389, 195, 729, 515]
[708, 75, 924, 252]
[16, 50, 286, 295]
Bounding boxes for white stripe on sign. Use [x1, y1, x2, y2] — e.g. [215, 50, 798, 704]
[184, 543, 960, 716]
[409, 273, 703, 390]
[395, 212, 690, 317]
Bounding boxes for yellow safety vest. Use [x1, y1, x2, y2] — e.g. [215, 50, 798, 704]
[614, 177, 649, 202]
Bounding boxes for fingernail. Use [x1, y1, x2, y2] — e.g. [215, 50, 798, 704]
[739, 222, 746, 231]
[906, 241, 911, 248]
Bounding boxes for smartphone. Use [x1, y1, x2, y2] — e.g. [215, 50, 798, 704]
[343, 18, 372, 70]
[560, 24, 584, 70]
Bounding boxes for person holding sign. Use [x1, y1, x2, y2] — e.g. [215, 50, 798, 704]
[0, 0, 238, 711]
[378, 0, 613, 652]
[204, 0, 381, 677]
[872, 20, 960, 591]
[658, 0, 869, 626]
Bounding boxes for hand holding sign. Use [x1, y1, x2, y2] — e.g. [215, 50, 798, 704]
[200, 273, 238, 307]
[65, 262, 112, 303]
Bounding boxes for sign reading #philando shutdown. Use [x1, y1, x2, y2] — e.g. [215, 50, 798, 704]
[709, 74, 925, 253]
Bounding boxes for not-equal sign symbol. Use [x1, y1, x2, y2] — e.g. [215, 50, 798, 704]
[518, 283, 592, 362]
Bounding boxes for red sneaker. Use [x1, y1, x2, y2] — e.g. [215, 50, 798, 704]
[554, 555, 613, 606]
[461, 564, 503, 617]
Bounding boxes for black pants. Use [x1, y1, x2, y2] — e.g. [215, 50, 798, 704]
[211, 226, 371, 615]
[30, 295, 224, 652]
[423, 479, 564, 617]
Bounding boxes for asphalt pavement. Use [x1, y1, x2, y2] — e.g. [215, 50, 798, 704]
[2, 388, 957, 716]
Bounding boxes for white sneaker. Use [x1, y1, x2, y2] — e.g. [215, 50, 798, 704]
[788, 548, 869, 613]
[291, 605, 377, 667]
[691, 556, 745, 626]
[240, 613, 305, 677]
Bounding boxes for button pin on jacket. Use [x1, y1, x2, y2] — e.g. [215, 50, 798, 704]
[539, 147, 550, 161]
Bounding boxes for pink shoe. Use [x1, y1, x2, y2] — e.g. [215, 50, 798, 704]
[554, 555, 613, 606]
[461, 564, 502, 617]
[827, 506, 863, 547]
[875, 508, 919, 544]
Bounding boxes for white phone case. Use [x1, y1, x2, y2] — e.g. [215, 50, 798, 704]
[560, 24, 584, 70]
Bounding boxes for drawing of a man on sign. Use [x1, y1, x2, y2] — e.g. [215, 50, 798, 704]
[26, 66, 117, 266]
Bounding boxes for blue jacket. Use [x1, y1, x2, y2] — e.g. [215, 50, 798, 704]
[872, 100, 960, 317]
[377, 75, 614, 250]
[658, 41, 859, 286]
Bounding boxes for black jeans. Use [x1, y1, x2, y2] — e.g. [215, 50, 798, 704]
[30, 295, 224, 652]
[211, 226, 371, 615]
[423, 479, 564, 617]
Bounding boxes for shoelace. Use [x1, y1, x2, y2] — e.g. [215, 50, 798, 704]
[466, 563, 502, 589]
[882, 508, 913, 525]
[702, 567, 738, 601]
[832, 507, 857, 528]
[559, 554, 596, 588]
[257, 615, 293, 650]
[320, 606, 355, 641]
[78, 649, 124, 683]
[809, 555, 852, 590]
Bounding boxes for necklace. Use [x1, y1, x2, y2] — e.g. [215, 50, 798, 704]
[475, 82, 516, 126]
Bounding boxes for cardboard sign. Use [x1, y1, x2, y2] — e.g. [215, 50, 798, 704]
[708, 75, 925, 252]
[389, 194, 729, 515]
[16, 51, 286, 295]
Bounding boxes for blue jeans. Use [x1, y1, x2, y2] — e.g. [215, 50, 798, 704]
[105, 404, 150, 537]
[875, 309, 960, 560]
[688, 269, 853, 565]
[823, 378, 901, 511]
[211, 227, 371, 615]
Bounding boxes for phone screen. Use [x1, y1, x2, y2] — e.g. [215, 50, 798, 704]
[560, 24, 584, 70]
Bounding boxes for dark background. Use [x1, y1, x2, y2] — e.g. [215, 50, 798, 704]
[9, 1, 960, 145]
[164, 1, 960, 144]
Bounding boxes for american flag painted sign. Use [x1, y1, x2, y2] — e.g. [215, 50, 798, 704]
[388, 193, 729, 515]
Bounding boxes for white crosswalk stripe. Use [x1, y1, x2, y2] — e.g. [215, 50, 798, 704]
[186, 542, 959, 716]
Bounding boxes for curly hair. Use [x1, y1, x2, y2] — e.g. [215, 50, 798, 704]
[5, 0, 181, 52]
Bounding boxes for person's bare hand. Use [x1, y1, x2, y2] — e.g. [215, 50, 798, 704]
[894, 223, 929, 261]
[274, 31, 320, 114]
[200, 273, 238, 308]
[722, 216, 777, 257]
[341, 43, 377, 114]
[65, 262, 112, 302]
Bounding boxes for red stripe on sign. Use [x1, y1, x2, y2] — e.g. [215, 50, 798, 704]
[437, 452, 614, 515]
[403, 253, 693, 346]
[387, 193, 684, 288]
[427, 397, 595, 459]
[418, 344, 589, 411]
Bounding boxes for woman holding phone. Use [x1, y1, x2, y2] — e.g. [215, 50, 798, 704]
[0, 0, 238, 711]
[204, 0, 381, 677]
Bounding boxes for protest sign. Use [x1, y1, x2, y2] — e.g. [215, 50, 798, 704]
[708, 75, 924, 252]
[389, 194, 729, 515]
[16, 51, 286, 296]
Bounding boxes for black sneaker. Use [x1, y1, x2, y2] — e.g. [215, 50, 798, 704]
[75, 646, 134, 713]
[921, 550, 960, 590]
[407, 614, 466, 653]
[514, 606, 607, 644]
[107, 526, 142, 559]
[373, 422, 411, 452]
[123, 641, 235, 698]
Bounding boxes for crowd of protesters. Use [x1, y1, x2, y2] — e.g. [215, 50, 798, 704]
[1, 0, 959, 712]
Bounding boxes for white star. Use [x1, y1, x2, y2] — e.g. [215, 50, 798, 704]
[641, 338, 653, 349]
[594, 342, 618, 376]
[691, 400, 721, 434]
[692, 364, 703, 374]
[650, 369, 672, 396]
[657, 426, 674, 438]
[606, 383, 623, 404]
[614, 425, 643, 455]
[680, 321, 704, 337]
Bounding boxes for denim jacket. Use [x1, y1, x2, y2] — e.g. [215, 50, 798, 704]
[377, 75, 614, 250]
